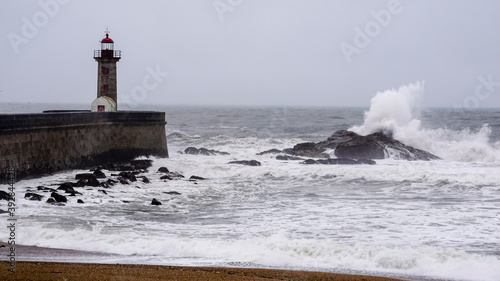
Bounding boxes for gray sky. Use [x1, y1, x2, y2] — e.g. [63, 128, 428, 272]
[1, 0, 499, 108]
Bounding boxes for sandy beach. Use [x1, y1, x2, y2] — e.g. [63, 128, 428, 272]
[0, 243, 406, 281]
[1, 261, 406, 281]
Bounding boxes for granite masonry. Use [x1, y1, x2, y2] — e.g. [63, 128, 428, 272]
[0, 111, 168, 181]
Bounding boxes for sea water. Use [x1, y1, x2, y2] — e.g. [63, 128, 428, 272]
[1, 85, 500, 281]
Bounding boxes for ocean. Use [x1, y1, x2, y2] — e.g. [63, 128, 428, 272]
[1, 89, 500, 280]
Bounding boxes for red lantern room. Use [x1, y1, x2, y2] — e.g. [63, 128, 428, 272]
[101, 33, 114, 50]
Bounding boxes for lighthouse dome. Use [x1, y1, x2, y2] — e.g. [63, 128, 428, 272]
[101, 33, 114, 43]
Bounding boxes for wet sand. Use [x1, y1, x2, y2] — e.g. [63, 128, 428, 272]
[1, 261, 407, 281]
[0, 243, 409, 281]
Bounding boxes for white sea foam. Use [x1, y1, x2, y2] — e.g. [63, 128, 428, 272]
[350, 82, 500, 162]
[10, 224, 500, 281]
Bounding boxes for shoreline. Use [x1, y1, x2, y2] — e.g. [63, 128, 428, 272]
[0, 243, 447, 281]
[1, 261, 407, 281]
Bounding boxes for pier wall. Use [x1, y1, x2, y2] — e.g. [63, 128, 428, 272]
[0, 111, 168, 180]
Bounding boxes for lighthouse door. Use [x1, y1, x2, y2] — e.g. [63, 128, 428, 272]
[98, 105, 105, 112]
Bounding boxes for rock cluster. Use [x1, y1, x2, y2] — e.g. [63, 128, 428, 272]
[256, 130, 440, 162]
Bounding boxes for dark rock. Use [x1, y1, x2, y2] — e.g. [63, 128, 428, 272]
[106, 179, 118, 186]
[357, 159, 377, 165]
[189, 175, 206, 181]
[25, 192, 44, 201]
[301, 159, 318, 165]
[158, 167, 170, 173]
[141, 176, 151, 184]
[76, 174, 100, 187]
[98, 189, 108, 195]
[50, 192, 67, 203]
[184, 147, 230, 156]
[75, 173, 96, 180]
[119, 172, 137, 182]
[131, 159, 153, 170]
[315, 130, 440, 161]
[164, 191, 181, 195]
[87, 177, 100, 187]
[93, 169, 106, 179]
[119, 178, 130, 185]
[257, 149, 282, 155]
[46, 198, 56, 204]
[151, 198, 162, 205]
[57, 182, 76, 194]
[0, 190, 12, 201]
[77, 199, 84, 204]
[122, 200, 130, 203]
[276, 155, 305, 161]
[228, 160, 261, 166]
[283, 142, 330, 158]
[184, 147, 200, 155]
[73, 179, 87, 187]
[100, 182, 111, 188]
[300, 158, 376, 165]
[160, 172, 184, 180]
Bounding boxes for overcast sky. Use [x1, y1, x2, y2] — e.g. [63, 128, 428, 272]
[1, 0, 499, 108]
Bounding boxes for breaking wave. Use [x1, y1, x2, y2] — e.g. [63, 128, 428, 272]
[350, 82, 500, 162]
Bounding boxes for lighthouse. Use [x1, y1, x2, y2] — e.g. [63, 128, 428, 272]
[92, 29, 121, 112]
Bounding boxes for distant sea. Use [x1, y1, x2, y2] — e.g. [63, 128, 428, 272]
[1, 97, 499, 281]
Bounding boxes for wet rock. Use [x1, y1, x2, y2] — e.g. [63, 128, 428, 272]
[356, 159, 377, 165]
[283, 142, 330, 158]
[76, 174, 100, 187]
[256, 149, 282, 155]
[100, 182, 111, 188]
[317, 130, 440, 161]
[25, 192, 44, 201]
[118, 172, 137, 182]
[119, 178, 130, 185]
[0, 190, 12, 201]
[75, 173, 96, 181]
[93, 169, 106, 179]
[189, 175, 206, 181]
[160, 172, 184, 180]
[98, 189, 108, 195]
[77, 199, 84, 204]
[164, 191, 181, 195]
[157, 167, 170, 173]
[151, 198, 162, 205]
[73, 179, 87, 187]
[87, 177, 100, 187]
[228, 160, 261, 166]
[57, 182, 76, 194]
[276, 155, 305, 161]
[46, 198, 56, 204]
[300, 158, 376, 165]
[184, 147, 230, 156]
[36, 186, 55, 192]
[141, 176, 151, 184]
[50, 192, 67, 203]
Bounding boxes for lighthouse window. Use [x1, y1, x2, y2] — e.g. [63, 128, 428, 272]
[102, 67, 109, 75]
[102, 85, 109, 92]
